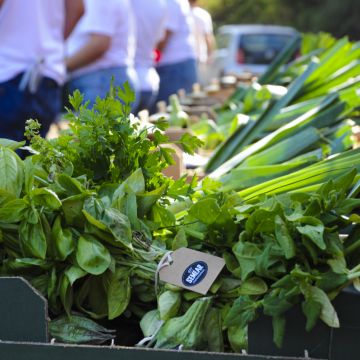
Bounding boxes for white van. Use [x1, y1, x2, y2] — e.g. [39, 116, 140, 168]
[209, 24, 299, 78]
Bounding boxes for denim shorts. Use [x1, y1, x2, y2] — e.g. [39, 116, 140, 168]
[156, 58, 198, 104]
[66, 67, 139, 110]
[0, 73, 61, 141]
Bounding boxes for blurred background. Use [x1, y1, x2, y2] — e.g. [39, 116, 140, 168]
[201, 0, 360, 40]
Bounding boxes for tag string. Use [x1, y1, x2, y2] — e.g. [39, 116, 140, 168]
[136, 319, 164, 348]
[155, 251, 173, 296]
[136, 251, 173, 348]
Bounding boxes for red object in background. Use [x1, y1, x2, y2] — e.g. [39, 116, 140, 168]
[236, 48, 245, 64]
[154, 49, 162, 63]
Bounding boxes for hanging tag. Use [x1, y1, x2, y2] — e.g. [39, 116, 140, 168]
[159, 248, 225, 295]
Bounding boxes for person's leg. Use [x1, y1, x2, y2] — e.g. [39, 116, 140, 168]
[156, 58, 198, 104]
[198, 61, 210, 86]
[66, 71, 104, 107]
[106, 67, 140, 111]
[0, 74, 61, 141]
[179, 58, 198, 93]
[67, 68, 139, 110]
[136, 90, 157, 113]
[31, 77, 61, 138]
[156, 63, 177, 104]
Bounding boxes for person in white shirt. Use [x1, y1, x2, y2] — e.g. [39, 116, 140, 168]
[156, 0, 198, 105]
[0, 0, 83, 141]
[131, 0, 168, 113]
[66, 0, 138, 108]
[189, 0, 215, 85]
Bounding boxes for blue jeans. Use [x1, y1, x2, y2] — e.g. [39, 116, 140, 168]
[0, 73, 61, 141]
[135, 90, 158, 114]
[156, 58, 198, 104]
[66, 67, 139, 110]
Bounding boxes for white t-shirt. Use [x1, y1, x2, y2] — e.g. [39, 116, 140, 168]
[159, 0, 196, 66]
[131, 0, 167, 91]
[0, 0, 66, 84]
[191, 6, 214, 63]
[66, 0, 135, 79]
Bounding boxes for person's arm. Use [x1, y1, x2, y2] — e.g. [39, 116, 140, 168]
[66, 34, 111, 72]
[64, 0, 84, 39]
[202, 11, 216, 62]
[205, 33, 216, 61]
[157, 0, 180, 53]
[157, 30, 173, 53]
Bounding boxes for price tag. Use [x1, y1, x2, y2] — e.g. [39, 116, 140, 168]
[159, 248, 225, 295]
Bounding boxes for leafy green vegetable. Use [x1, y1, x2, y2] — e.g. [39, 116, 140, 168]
[49, 314, 115, 344]
[1, 44, 360, 355]
[158, 291, 181, 321]
[0, 146, 24, 197]
[155, 298, 211, 349]
[76, 235, 111, 275]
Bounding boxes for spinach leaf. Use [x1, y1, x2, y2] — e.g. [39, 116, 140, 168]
[158, 291, 181, 321]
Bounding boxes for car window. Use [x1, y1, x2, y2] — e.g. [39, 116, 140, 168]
[217, 32, 231, 50]
[239, 34, 293, 65]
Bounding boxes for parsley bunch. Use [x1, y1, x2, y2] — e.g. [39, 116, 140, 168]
[26, 82, 202, 191]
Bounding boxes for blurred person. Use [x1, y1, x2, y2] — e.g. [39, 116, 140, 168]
[131, 0, 167, 113]
[189, 0, 215, 85]
[66, 0, 138, 108]
[155, 0, 198, 106]
[0, 0, 83, 141]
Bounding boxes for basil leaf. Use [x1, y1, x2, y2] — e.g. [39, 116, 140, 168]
[60, 274, 73, 316]
[57, 173, 85, 196]
[106, 269, 131, 320]
[52, 216, 75, 260]
[49, 314, 115, 344]
[62, 193, 88, 226]
[0, 199, 28, 223]
[76, 234, 111, 275]
[31, 188, 62, 210]
[65, 266, 87, 286]
[19, 219, 47, 259]
[0, 146, 24, 197]
[0, 138, 26, 150]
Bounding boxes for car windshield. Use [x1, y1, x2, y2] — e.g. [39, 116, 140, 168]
[239, 33, 293, 65]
